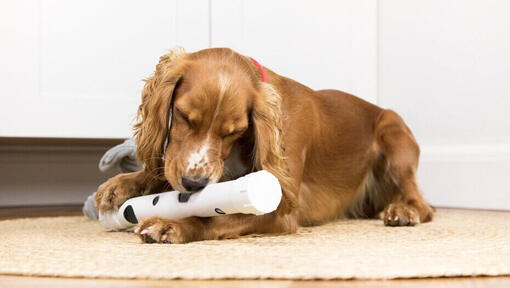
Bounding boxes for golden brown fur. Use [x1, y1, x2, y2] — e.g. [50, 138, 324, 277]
[95, 47, 433, 244]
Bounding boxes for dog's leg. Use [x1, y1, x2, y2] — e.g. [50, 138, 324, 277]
[374, 110, 433, 226]
[95, 170, 168, 213]
[135, 210, 298, 244]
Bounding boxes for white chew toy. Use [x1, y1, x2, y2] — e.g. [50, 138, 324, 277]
[98, 170, 282, 231]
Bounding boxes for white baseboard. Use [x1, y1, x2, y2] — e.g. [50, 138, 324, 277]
[419, 145, 510, 211]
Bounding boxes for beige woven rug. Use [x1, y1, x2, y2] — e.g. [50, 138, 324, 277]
[1, 209, 509, 280]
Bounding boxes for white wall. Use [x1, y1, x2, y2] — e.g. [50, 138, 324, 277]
[1, 0, 509, 209]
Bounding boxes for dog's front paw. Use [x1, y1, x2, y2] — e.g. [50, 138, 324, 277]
[381, 203, 420, 226]
[135, 217, 201, 244]
[95, 173, 144, 213]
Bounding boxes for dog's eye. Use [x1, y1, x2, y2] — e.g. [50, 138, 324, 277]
[176, 108, 192, 127]
[223, 129, 245, 138]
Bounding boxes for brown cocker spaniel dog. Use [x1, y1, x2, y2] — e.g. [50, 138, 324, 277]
[95, 47, 433, 244]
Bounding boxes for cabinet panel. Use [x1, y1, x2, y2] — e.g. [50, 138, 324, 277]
[0, 0, 209, 138]
[211, 0, 378, 102]
[379, 0, 510, 146]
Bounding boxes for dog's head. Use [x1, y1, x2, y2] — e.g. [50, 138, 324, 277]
[134, 48, 289, 194]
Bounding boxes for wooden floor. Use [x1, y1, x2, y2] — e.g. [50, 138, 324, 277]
[1, 205, 509, 288]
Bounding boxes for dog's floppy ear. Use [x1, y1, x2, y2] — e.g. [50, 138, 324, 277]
[134, 47, 187, 178]
[251, 82, 297, 212]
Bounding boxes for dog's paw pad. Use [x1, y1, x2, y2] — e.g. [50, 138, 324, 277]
[382, 203, 420, 227]
[134, 217, 185, 244]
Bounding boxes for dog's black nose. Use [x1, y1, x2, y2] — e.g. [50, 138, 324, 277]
[181, 177, 209, 192]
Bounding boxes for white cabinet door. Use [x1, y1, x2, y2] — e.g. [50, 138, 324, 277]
[0, 0, 209, 139]
[211, 0, 378, 103]
[379, 0, 510, 210]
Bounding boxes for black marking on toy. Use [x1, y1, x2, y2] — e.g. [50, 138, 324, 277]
[152, 195, 159, 206]
[144, 235, 157, 243]
[178, 193, 191, 203]
[215, 208, 225, 215]
[123, 205, 138, 224]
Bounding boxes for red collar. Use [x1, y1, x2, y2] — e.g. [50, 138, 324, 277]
[249, 57, 268, 83]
